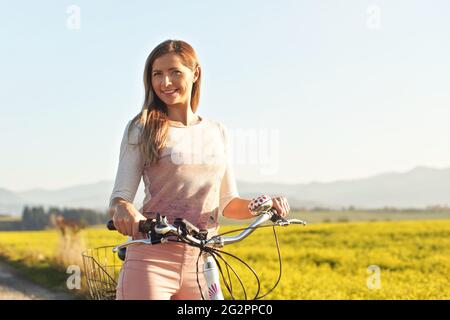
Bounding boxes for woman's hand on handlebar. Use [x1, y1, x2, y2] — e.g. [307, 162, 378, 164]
[271, 196, 290, 218]
[111, 199, 147, 236]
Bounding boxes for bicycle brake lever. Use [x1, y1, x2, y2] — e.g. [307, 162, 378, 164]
[269, 209, 290, 226]
[288, 219, 307, 226]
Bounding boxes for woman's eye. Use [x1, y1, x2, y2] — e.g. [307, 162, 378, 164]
[152, 71, 180, 76]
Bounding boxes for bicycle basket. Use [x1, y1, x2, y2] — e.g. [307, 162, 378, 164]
[82, 246, 123, 300]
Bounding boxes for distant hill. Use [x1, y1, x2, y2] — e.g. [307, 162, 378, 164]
[238, 166, 450, 209]
[17, 180, 115, 210]
[1, 166, 449, 216]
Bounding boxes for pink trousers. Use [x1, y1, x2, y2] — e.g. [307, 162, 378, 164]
[115, 241, 208, 300]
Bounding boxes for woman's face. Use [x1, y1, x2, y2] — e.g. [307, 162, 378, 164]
[151, 52, 199, 107]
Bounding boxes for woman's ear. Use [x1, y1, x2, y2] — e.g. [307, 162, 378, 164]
[193, 65, 200, 83]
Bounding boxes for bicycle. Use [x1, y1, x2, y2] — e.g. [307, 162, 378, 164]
[82, 195, 306, 300]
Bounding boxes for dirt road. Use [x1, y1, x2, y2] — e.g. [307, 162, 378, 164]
[0, 260, 74, 300]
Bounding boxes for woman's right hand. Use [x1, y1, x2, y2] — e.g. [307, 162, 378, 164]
[111, 199, 147, 236]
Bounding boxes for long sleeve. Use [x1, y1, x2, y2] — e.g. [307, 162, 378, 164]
[109, 120, 144, 208]
[218, 123, 239, 215]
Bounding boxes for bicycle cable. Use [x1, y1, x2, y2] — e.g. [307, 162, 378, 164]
[189, 223, 285, 300]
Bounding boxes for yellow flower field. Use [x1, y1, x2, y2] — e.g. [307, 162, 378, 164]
[0, 219, 449, 299]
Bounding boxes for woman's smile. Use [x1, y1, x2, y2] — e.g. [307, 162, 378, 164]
[162, 89, 178, 97]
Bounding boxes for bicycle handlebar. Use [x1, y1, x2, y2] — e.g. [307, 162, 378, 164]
[107, 209, 306, 253]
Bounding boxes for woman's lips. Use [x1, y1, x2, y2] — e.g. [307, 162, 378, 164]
[162, 89, 178, 96]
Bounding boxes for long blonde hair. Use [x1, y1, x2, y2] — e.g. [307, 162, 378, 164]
[129, 39, 202, 165]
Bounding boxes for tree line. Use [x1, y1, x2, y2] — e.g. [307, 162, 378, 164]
[0, 206, 109, 231]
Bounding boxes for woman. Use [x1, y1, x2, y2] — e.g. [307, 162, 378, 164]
[109, 39, 291, 300]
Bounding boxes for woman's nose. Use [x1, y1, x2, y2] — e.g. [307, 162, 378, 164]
[162, 75, 172, 86]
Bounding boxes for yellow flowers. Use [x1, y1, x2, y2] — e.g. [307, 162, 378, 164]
[216, 220, 450, 299]
[0, 219, 449, 299]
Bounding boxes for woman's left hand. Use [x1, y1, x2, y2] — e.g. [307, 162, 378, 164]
[271, 196, 290, 217]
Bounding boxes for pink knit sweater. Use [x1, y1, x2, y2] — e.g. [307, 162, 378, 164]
[109, 116, 239, 235]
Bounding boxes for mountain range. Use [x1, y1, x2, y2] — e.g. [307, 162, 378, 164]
[1, 166, 449, 216]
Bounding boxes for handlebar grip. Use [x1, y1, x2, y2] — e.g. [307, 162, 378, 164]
[107, 220, 116, 230]
[106, 219, 153, 234]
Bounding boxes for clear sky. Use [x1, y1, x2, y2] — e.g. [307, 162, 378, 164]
[1, 0, 449, 191]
